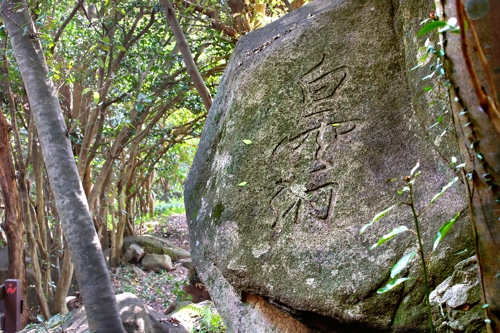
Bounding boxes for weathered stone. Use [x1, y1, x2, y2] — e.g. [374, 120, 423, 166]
[141, 254, 173, 272]
[123, 235, 190, 261]
[431, 256, 486, 333]
[123, 243, 145, 264]
[185, 1, 473, 332]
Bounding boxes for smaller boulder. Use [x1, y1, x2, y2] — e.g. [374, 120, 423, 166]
[430, 256, 486, 333]
[123, 235, 190, 261]
[123, 243, 145, 264]
[141, 254, 173, 272]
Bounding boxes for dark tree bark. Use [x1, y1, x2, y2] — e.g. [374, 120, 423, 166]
[0, 109, 27, 326]
[1, 0, 125, 331]
[443, 0, 500, 331]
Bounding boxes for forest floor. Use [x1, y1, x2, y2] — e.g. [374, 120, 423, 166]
[108, 213, 193, 313]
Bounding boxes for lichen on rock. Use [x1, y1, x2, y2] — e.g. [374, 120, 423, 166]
[185, 0, 474, 332]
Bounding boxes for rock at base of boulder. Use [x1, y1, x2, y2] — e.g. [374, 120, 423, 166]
[19, 293, 178, 333]
[431, 256, 486, 333]
[141, 254, 173, 272]
[166, 300, 223, 333]
[123, 243, 145, 264]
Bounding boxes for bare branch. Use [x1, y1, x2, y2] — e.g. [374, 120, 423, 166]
[159, 0, 212, 111]
[50, 0, 83, 54]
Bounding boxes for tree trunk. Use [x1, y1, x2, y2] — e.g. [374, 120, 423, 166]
[160, 0, 213, 111]
[111, 179, 127, 267]
[32, 141, 52, 297]
[27, 202, 51, 319]
[109, 183, 119, 267]
[443, 0, 500, 331]
[1, 1, 125, 331]
[0, 35, 28, 327]
[53, 243, 73, 315]
[0, 109, 27, 325]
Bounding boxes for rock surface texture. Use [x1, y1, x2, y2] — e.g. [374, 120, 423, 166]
[185, 1, 475, 332]
[431, 256, 486, 333]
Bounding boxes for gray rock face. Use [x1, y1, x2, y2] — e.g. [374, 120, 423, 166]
[185, 1, 473, 332]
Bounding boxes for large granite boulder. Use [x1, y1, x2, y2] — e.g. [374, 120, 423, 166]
[185, 1, 473, 332]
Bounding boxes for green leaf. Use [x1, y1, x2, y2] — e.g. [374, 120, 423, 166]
[136, 103, 144, 112]
[409, 171, 421, 185]
[391, 251, 416, 278]
[97, 58, 105, 68]
[377, 278, 410, 293]
[433, 212, 460, 251]
[360, 205, 397, 234]
[101, 36, 110, 44]
[423, 86, 433, 92]
[237, 182, 247, 187]
[93, 91, 100, 105]
[242, 139, 252, 144]
[115, 45, 127, 52]
[417, 20, 448, 37]
[331, 123, 341, 127]
[370, 226, 409, 250]
[82, 88, 91, 95]
[429, 177, 458, 205]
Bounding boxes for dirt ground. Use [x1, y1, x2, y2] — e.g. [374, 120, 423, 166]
[108, 213, 199, 313]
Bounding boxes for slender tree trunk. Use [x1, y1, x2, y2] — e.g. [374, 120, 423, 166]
[0, 35, 28, 327]
[27, 202, 51, 319]
[159, 0, 212, 111]
[1, 1, 125, 331]
[0, 109, 27, 325]
[53, 243, 73, 315]
[443, 0, 500, 331]
[111, 178, 127, 267]
[32, 141, 52, 296]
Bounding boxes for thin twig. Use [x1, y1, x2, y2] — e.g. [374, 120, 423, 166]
[50, 0, 83, 54]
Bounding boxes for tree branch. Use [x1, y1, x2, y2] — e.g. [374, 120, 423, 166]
[174, 0, 237, 37]
[159, 0, 212, 111]
[49, 0, 83, 54]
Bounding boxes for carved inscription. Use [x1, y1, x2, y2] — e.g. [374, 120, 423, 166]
[270, 56, 359, 241]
